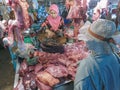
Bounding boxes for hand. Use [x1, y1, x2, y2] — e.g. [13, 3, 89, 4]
[46, 29, 55, 38]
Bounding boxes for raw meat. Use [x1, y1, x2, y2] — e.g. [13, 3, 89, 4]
[45, 64, 68, 78]
[36, 71, 60, 87]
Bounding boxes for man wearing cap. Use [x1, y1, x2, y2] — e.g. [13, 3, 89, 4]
[74, 19, 120, 90]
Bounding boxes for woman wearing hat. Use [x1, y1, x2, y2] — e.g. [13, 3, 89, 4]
[74, 19, 120, 90]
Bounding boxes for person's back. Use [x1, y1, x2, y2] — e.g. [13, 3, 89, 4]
[74, 19, 120, 90]
[74, 53, 120, 90]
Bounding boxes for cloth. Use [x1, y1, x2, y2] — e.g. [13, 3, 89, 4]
[41, 17, 64, 32]
[47, 15, 61, 31]
[74, 54, 120, 90]
[37, 5, 48, 24]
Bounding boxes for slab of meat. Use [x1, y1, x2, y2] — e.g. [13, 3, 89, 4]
[23, 72, 37, 90]
[36, 71, 60, 87]
[7, 0, 31, 29]
[45, 64, 68, 78]
[28, 65, 35, 72]
[34, 63, 43, 74]
[18, 0, 32, 29]
[19, 60, 28, 77]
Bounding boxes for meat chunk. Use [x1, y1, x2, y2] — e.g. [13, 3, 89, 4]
[46, 64, 68, 78]
[36, 79, 52, 90]
[36, 71, 60, 87]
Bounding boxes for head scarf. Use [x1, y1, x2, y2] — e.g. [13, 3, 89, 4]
[49, 4, 59, 15]
[47, 4, 61, 31]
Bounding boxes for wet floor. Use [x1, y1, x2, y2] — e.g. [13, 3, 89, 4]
[0, 47, 15, 90]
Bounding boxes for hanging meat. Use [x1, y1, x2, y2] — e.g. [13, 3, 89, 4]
[7, 0, 31, 29]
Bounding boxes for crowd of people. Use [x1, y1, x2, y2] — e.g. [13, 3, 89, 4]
[0, 0, 120, 90]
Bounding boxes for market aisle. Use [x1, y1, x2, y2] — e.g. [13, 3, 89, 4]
[0, 48, 15, 90]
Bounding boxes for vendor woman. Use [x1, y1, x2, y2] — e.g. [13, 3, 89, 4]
[41, 4, 65, 38]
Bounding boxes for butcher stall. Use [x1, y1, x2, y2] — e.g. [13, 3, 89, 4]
[12, 38, 89, 90]
[0, 0, 89, 90]
[9, 22, 89, 90]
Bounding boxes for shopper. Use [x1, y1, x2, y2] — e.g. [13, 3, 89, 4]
[74, 19, 120, 90]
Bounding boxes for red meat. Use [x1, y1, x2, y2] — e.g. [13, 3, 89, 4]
[36, 71, 60, 87]
[45, 64, 68, 78]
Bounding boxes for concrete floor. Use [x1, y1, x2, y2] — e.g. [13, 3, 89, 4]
[0, 47, 15, 90]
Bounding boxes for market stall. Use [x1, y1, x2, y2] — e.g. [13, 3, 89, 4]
[1, 0, 120, 90]
[13, 41, 89, 90]
[1, 0, 89, 90]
